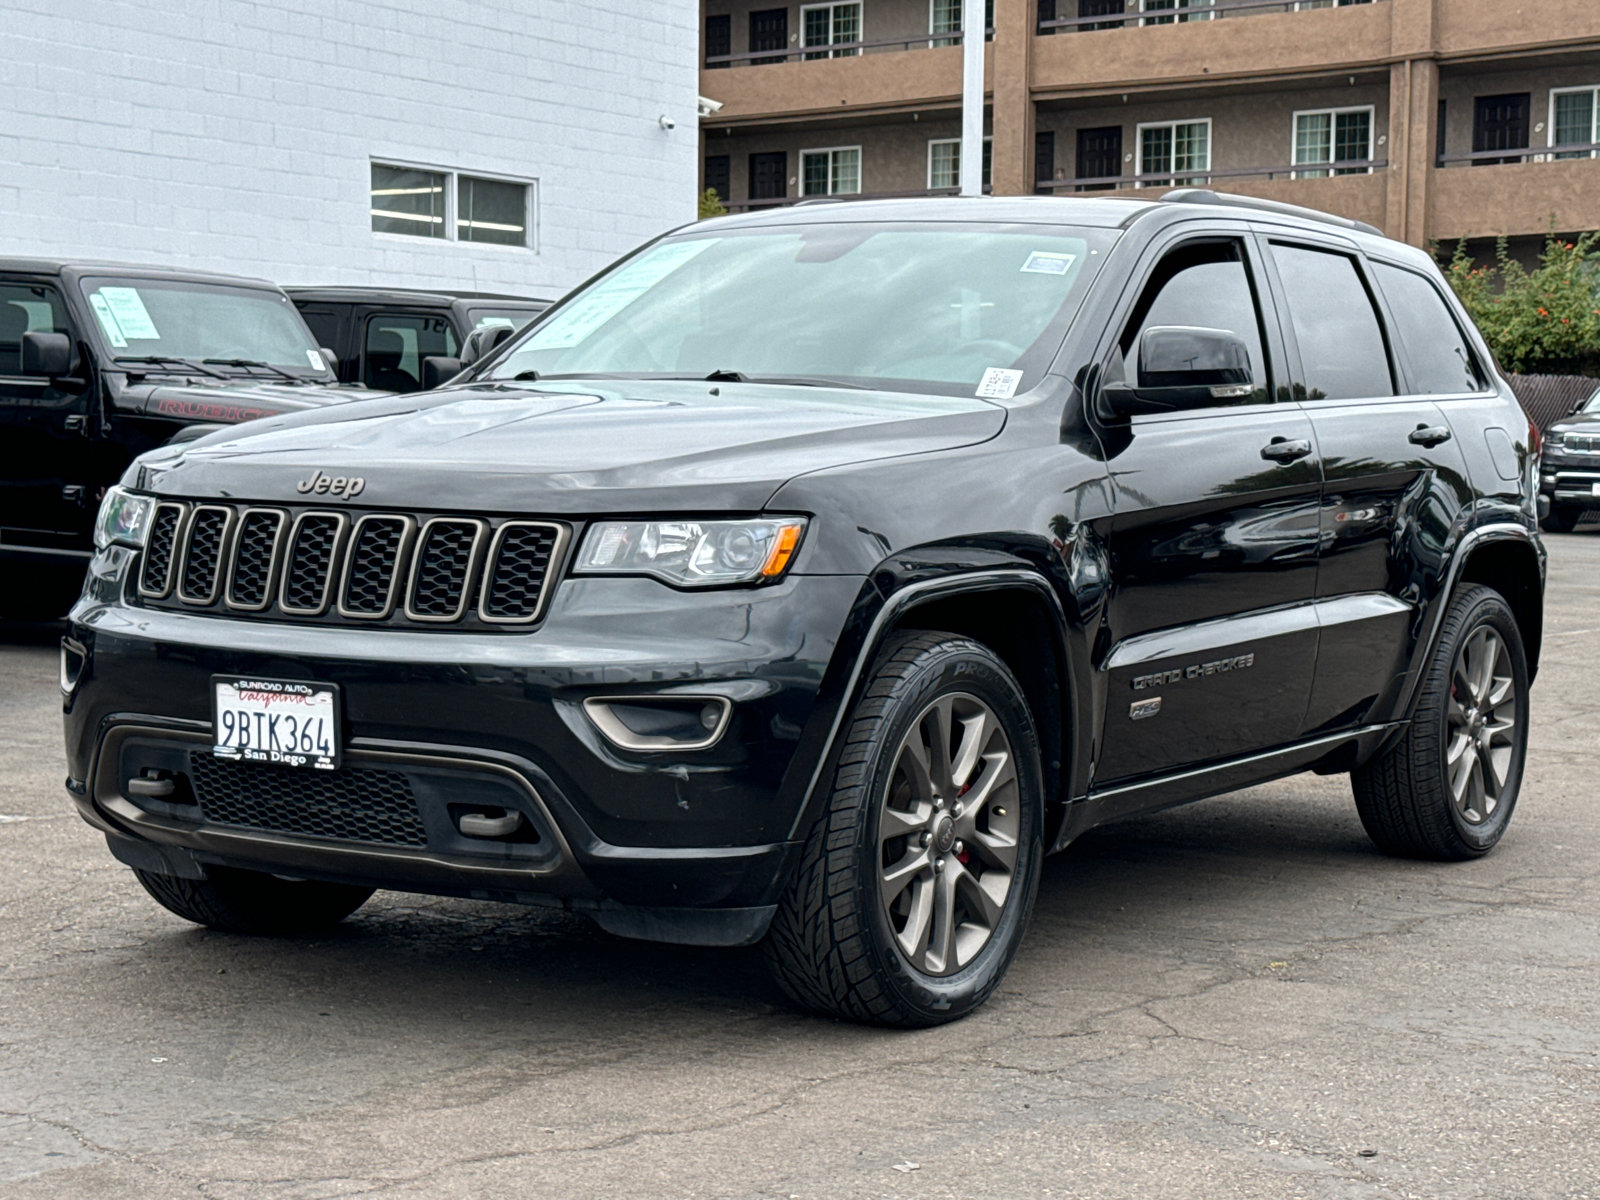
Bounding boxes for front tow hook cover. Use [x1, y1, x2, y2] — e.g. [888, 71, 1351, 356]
[458, 810, 523, 839]
[126, 775, 176, 798]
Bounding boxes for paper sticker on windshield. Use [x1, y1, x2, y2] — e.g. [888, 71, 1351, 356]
[88, 293, 128, 348]
[976, 367, 1024, 400]
[98, 288, 160, 340]
[1021, 252, 1077, 275]
[529, 239, 718, 350]
[306, 349, 325, 370]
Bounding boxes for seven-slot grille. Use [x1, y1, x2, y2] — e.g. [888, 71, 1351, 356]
[139, 502, 567, 628]
[1564, 433, 1600, 453]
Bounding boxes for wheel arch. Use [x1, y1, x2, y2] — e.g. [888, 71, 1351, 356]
[1457, 535, 1544, 683]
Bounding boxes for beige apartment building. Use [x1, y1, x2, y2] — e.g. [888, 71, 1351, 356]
[698, 0, 1600, 259]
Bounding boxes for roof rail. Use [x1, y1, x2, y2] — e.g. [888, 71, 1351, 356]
[1159, 187, 1384, 238]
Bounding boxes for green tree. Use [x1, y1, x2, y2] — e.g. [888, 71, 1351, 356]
[698, 188, 728, 220]
[1442, 230, 1600, 376]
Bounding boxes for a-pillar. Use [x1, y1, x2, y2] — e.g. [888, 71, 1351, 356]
[990, 0, 1035, 195]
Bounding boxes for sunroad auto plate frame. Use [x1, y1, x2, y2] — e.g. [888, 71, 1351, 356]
[211, 676, 341, 770]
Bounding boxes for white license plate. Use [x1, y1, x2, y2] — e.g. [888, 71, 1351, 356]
[1589, 483, 1600, 497]
[212, 677, 340, 770]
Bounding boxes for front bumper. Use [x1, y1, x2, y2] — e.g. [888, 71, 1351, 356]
[64, 559, 869, 942]
[1538, 458, 1600, 506]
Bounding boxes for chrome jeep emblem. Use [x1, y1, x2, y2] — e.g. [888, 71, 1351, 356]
[295, 470, 365, 499]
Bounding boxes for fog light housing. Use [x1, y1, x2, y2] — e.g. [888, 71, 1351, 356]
[583, 695, 733, 752]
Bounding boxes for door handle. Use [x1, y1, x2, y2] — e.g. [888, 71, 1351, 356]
[1260, 437, 1312, 463]
[1409, 425, 1453, 447]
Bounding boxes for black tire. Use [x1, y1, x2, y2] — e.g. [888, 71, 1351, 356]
[133, 865, 374, 934]
[1541, 504, 1582, 533]
[764, 631, 1045, 1027]
[1352, 585, 1528, 861]
[0, 565, 85, 621]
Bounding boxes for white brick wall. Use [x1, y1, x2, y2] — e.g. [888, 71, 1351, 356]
[0, 0, 700, 297]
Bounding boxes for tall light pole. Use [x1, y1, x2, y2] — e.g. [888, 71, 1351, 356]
[960, 0, 985, 196]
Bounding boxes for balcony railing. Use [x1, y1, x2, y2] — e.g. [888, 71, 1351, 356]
[1036, 0, 1380, 34]
[1037, 157, 1386, 190]
[1437, 143, 1600, 167]
[705, 28, 991, 69]
[720, 186, 992, 214]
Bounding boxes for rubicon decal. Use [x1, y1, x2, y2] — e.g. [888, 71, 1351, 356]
[153, 398, 270, 422]
[295, 470, 365, 498]
[1132, 653, 1255, 691]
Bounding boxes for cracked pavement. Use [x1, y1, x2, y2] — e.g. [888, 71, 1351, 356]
[3, 536, 1599, 1198]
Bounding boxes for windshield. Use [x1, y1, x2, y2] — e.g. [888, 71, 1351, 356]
[1583, 388, 1600, 414]
[488, 222, 1113, 396]
[79, 277, 330, 376]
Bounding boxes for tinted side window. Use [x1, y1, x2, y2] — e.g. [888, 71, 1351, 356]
[1372, 262, 1487, 394]
[364, 314, 458, 393]
[1124, 240, 1269, 403]
[1270, 243, 1393, 400]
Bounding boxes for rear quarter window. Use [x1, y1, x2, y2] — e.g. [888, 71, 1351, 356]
[1372, 262, 1488, 395]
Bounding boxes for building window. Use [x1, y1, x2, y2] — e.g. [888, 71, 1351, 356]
[458, 176, 529, 246]
[705, 13, 731, 67]
[1292, 106, 1373, 177]
[371, 162, 532, 248]
[1137, 120, 1210, 186]
[1139, 0, 1213, 26]
[931, 0, 993, 48]
[927, 138, 993, 190]
[370, 164, 447, 239]
[801, 146, 861, 196]
[1551, 87, 1600, 158]
[1293, 0, 1373, 9]
[803, 2, 861, 58]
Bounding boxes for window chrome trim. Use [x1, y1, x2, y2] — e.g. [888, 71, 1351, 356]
[403, 517, 488, 623]
[477, 520, 570, 625]
[277, 510, 350, 617]
[336, 514, 416, 621]
[176, 504, 235, 606]
[136, 501, 189, 600]
[222, 508, 288, 612]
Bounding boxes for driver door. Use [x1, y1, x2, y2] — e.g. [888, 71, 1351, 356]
[1094, 231, 1323, 784]
[0, 278, 94, 544]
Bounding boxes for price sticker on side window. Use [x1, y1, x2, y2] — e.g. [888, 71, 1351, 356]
[212, 677, 340, 770]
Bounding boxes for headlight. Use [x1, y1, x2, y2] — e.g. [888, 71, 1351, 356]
[93, 486, 154, 550]
[1544, 432, 1565, 451]
[574, 518, 807, 587]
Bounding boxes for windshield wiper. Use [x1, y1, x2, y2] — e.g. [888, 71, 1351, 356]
[498, 370, 869, 391]
[203, 358, 303, 382]
[114, 355, 229, 380]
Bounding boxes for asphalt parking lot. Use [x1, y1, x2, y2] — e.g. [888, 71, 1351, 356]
[3, 536, 1598, 1200]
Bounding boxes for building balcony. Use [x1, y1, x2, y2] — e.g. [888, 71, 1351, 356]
[702, 41, 979, 126]
[1429, 150, 1600, 242]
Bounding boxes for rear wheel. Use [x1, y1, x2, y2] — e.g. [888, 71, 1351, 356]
[1540, 504, 1582, 533]
[134, 866, 374, 934]
[1352, 585, 1528, 860]
[764, 632, 1044, 1027]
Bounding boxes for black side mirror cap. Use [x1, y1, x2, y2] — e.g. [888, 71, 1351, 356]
[21, 331, 73, 377]
[420, 356, 463, 391]
[1100, 326, 1255, 418]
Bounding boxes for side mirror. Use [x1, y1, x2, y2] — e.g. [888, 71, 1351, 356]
[1100, 326, 1254, 418]
[459, 324, 516, 369]
[420, 356, 463, 391]
[21, 331, 73, 377]
[318, 347, 339, 373]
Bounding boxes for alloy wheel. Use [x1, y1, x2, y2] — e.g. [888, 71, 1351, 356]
[1446, 625, 1520, 826]
[877, 693, 1021, 976]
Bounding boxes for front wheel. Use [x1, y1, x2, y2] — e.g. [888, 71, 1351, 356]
[764, 632, 1045, 1027]
[1352, 585, 1528, 860]
[134, 865, 374, 934]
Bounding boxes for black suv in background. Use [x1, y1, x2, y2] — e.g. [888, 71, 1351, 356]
[65, 193, 1543, 1027]
[1537, 384, 1600, 531]
[287, 287, 551, 394]
[0, 259, 378, 619]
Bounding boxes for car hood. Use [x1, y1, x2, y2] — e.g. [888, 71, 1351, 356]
[129, 380, 1008, 513]
[112, 378, 386, 424]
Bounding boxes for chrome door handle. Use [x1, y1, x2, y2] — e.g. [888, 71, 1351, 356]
[1409, 425, 1453, 447]
[1260, 437, 1312, 463]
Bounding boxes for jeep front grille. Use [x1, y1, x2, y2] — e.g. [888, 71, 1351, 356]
[135, 503, 568, 629]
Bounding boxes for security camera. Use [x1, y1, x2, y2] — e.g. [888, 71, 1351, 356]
[697, 95, 724, 118]
[659, 115, 676, 130]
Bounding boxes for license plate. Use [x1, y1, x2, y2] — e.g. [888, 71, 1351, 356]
[1589, 483, 1600, 497]
[212, 676, 340, 770]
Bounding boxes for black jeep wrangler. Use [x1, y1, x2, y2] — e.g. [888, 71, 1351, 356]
[64, 193, 1543, 1027]
[286, 287, 551, 394]
[0, 259, 378, 619]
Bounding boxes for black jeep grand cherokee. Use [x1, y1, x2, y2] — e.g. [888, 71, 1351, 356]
[63, 192, 1544, 1027]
